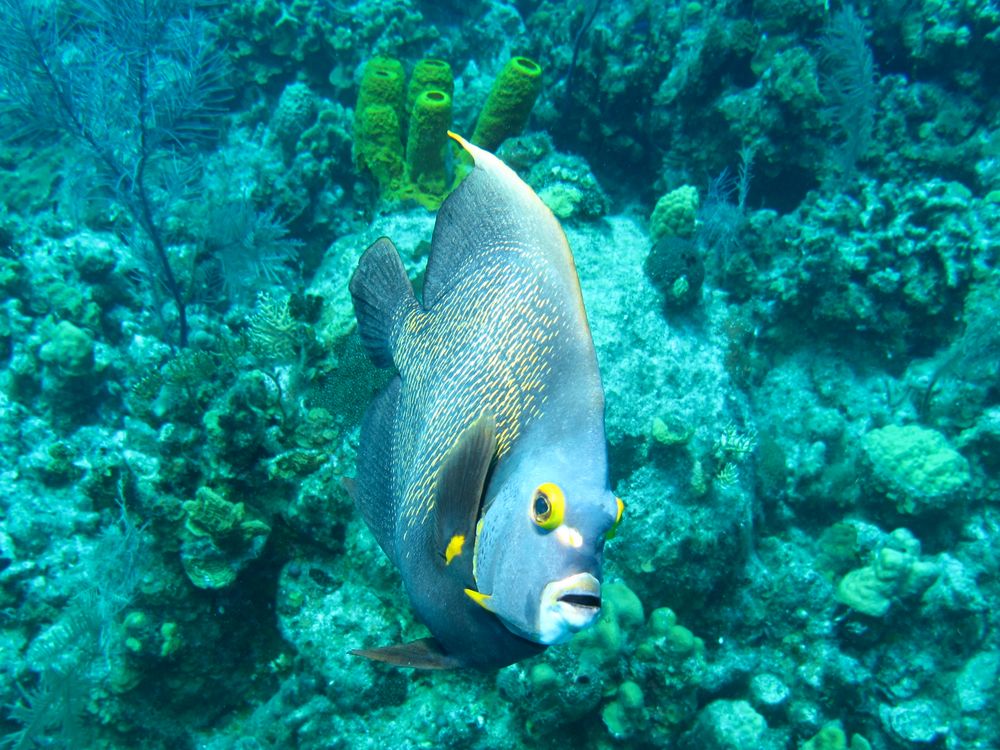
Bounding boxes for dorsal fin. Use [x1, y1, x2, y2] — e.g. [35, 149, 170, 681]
[422, 133, 571, 307]
[349, 237, 418, 368]
[434, 415, 497, 569]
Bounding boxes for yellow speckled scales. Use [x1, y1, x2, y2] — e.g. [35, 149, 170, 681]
[391, 135, 600, 543]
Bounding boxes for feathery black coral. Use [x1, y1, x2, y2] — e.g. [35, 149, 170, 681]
[818, 6, 877, 177]
[0, 0, 229, 348]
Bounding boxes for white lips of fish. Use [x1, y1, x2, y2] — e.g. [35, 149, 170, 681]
[537, 572, 603, 645]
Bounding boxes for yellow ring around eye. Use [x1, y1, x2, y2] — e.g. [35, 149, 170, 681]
[531, 482, 565, 530]
[606, 496, 625, 539]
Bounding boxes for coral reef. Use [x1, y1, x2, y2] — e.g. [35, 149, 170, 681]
[0, 1, 998, 749]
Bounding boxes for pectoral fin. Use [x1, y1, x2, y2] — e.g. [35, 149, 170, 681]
[350, 638, 463, 670]
[434, 414, 497, 567]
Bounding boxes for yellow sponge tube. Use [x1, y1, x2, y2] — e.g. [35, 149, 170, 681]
[406, 89, 453, 196]
[471, 57, 542, 152]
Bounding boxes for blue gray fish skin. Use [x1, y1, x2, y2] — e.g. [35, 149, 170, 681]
[348, 134, 620, 670]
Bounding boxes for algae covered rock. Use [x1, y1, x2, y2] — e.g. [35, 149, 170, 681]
[860, 424, 970, 515]
[180, 487, 271, 589]
[271, 81, 318, 156]
[879, 698, 946, 745]
[277, 561, 409, 713]
[955, 651, 1000, 714]
[681, 699, 773, 750]
[644, 235, 704, 309]
[750, 673, 790, 716]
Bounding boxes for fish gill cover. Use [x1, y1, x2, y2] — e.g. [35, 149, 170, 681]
[0, 0, 997, 748]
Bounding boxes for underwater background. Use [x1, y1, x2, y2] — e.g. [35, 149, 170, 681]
[0, 0, 998, 748]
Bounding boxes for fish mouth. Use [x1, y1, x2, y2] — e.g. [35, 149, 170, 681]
[537, 573, 602, 645]
[558, 592, 602, 609]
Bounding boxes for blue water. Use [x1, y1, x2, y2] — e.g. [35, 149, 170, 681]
[0, 0, 997, 748]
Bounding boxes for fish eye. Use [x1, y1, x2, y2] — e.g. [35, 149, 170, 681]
[533, 495, 550, 520]
[606, 496, 625, 539]
[531, 483, 565, 530]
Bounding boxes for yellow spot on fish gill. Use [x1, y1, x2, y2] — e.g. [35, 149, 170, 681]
[464, 588, 493, 611]
[444, 534, 465, 565]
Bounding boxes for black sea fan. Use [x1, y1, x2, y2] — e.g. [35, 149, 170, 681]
[0, 0, 230, 348]
[818, 6, 877, 177]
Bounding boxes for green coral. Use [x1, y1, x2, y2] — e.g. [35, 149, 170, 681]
[768, 46, 823, 112]
[650, 185, 700, 241]
[815, 522, 861, 579]
[835, 528, 939, 617]
[509, 582, 706, 740]
[573, 581, 645, 670]
[471, 56, 543, 152]
[271, 81, 318, 156]
[38, 320, 94, 377]
[861, 424, 971, 514]
[537, 183, 585, 220]
[402, 59, 455, 206]
[498, 582, 646, 737]
[355, 56, 406, 122]
[268, 449, 327, 480]
[650, 415, 694, 446]
[602, 680, 646, 739]
[801, 723, 872, 750]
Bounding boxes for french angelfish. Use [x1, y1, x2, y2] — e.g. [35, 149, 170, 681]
[347, 132, 623, 670]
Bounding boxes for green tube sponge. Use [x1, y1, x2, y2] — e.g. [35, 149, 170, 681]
[357, 103, 405, 194]
[471, 56, 542, 152]
[406, 89, 452, 198]
[354, 57, 406, 190]
[407, 58, 454, 119]
[356, 56, 406, 122]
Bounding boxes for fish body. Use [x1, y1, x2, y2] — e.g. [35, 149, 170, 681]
[348, 134, 621, 669]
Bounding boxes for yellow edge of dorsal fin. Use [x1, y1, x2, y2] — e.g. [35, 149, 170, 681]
[447, 130, 470, 151]
[464, 588, 493, 612]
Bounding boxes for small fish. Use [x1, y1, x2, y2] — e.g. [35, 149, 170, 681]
[347, 133, 623, 670]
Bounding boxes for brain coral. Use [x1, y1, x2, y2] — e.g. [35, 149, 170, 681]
[860, 424, 970, 515]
